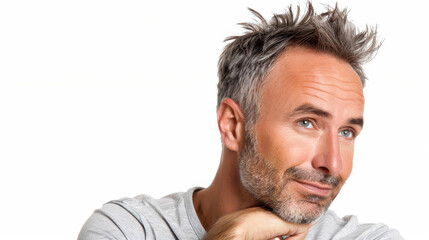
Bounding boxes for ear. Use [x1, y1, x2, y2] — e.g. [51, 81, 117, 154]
[217, 98, 245, 152]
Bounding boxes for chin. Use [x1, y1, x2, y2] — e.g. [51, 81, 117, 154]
[272, 200, 328, 224]
[267, 191, 333, 224]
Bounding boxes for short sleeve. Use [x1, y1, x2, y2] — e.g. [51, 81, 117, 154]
[366, 226, 404, 240]
[78, 203, 146, 240]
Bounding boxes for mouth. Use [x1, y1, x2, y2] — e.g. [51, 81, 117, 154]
[293, 180, 334, 198]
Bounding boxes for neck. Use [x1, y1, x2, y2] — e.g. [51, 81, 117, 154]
[193, 148, 259, 230]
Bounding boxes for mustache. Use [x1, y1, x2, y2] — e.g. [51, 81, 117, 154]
[284, 167, 341, 187]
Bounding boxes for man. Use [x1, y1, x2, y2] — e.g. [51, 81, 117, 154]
[79, 3, 403, 239]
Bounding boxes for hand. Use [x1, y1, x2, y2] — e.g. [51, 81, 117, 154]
[204, 207, 311, 240]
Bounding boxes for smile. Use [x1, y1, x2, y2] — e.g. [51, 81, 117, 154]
[293, 180, 333, 198]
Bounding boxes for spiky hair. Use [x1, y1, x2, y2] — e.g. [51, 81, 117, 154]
[217, 2, 381, 128]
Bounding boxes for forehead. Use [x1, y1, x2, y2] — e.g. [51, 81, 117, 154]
[260, 47, 364, 117]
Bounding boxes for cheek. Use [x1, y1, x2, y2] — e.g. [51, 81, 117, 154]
[257, 126, 318, 171]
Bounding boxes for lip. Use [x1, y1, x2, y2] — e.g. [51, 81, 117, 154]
[293, 180, 333, 197]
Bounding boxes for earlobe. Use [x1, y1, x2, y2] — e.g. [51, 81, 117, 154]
[217, 98, 245, 152]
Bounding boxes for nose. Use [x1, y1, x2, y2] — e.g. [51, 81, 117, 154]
[311, 131, 343, 176]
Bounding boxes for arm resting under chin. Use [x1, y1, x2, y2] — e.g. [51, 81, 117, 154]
[203, 207, 310, 240]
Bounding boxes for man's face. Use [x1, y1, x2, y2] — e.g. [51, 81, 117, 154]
[239, 47, 364, 224]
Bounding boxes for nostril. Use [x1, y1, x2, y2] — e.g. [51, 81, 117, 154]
[318, 166, 330, 174]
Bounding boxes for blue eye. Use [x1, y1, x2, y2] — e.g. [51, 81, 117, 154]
[298, 119, 313, 128]
[339, 130, 353, 138]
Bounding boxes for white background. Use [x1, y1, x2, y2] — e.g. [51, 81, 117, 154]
[0, 0, 427, 239]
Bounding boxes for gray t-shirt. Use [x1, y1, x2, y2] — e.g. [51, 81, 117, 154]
[78, 187, 403, 240]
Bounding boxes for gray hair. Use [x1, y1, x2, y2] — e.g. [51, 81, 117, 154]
[216, 2, 381, 129]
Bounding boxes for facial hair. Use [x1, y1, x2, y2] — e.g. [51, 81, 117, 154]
[238, 131, 343, 224]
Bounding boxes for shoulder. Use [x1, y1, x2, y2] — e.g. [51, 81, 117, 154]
[306, 210, 404, 240]
[78, 202, 146, 240]
[78, 190, 190, 240]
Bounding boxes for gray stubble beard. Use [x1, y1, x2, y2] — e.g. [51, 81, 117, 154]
[238, 131, 341, 224]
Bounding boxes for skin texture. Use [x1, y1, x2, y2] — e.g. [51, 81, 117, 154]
[194, 46, 365, 239]
[239, 46, 364, 224]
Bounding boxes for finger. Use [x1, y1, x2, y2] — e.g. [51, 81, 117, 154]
[240, 208, 310, 239]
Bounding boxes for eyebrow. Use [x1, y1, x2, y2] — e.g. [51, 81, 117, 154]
[348, 118, 364, 127]
[291, 103, 332, 118]
[290, 103, 364, 128]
